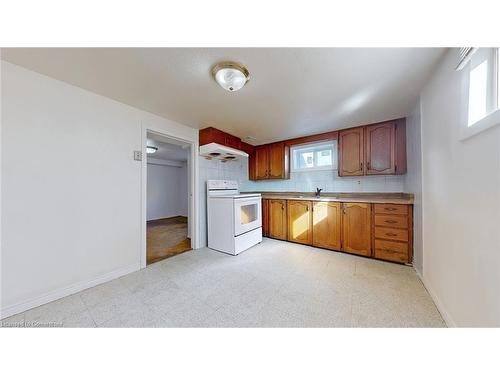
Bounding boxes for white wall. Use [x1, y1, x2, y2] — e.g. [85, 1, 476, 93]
[178, 162, 188, 217]
[404, 99, 423, 274]
[420, 50, 500, 327]
[1, 61, 198, 318]
[147, 162, 188, 221]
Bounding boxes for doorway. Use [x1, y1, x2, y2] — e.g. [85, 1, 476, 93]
[145, 131, 192, 265]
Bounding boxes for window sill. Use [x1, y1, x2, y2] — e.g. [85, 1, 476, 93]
[460, 108, 500, 141]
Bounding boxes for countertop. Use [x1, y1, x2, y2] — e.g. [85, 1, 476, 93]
[243, 192, 414, 205]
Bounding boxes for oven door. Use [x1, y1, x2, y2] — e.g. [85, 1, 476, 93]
[234, 197, 262, 236]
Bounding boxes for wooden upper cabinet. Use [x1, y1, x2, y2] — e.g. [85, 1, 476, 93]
[254, 146, 269, 180]
[338, 119, 406, 177]
[365, 122, 396, 175]
[268, 142, 288, 179]
[342, 202, 371, 256]
[224, 134, 241, 149]
[249, 142, 289, 180]
[287, 200, 312, 245]
[312, 201, 341, 250]
[268, 199, 287, 240]
[394, 119, 407, 174]
[338, 127, 364, 176]
[199, 127, 253, 155]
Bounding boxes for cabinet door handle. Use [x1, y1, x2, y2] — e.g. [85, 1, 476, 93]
[360, 162, 363, 170]
[367, 161, 370, 170]
[306, 205, 309, 211]
[281, 204, 284, 210]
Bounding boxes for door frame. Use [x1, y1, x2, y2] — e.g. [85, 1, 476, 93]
[140, 123, 200, 269]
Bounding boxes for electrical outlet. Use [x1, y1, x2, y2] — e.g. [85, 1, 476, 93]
[133, 151, 142, 161]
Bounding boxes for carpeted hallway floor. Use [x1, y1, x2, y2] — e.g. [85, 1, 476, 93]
[147, 216, 191, 264]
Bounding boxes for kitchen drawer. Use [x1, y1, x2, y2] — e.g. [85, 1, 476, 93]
[374, 204, 408, 215]
[374, 248, 409, 263]
[374, 214, 408, 229]
[374, 227, 408, 242]
[374, 240, 409, 263]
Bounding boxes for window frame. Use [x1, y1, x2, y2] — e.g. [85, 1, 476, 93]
[460, 47, 500, 141]
[290, 140, 337, 172]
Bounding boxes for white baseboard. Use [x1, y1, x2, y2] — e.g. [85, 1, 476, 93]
[1, 263, 140, 319]
[414, 267, 456, 328]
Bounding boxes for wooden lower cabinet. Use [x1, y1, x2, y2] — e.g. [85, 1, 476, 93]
[341, 202, 372, 256]
[312, 201, 341, 250]
[261, 198, 412, 264]
[287, 200, 312, 245]
[268, 199, 287, 240]
[372, 204, 412, 264]
[262, 199, 270, 237]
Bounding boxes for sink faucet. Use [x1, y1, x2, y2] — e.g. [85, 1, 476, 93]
[315, 188, 323, 197]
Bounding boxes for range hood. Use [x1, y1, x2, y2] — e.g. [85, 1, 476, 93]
[199, 142, 248, 161]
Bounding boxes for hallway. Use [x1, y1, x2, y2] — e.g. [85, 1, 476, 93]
[147, 216, 191, 264]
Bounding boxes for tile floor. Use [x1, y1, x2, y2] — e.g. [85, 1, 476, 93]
[1, 238, 445, 328]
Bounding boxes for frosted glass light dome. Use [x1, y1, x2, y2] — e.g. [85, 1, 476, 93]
[212, 62, 249, 92]
[146, 145, 158, 154]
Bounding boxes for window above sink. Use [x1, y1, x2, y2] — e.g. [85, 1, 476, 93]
[291, 140, 338, 172]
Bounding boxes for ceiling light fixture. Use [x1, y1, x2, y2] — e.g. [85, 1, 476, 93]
[146, 145, 158, 154]
[212, 61, 250, 92]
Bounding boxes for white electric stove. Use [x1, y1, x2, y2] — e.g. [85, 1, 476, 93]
[207, 180, 262, 255]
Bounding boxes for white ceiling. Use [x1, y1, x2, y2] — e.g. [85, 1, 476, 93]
[147, 136, 188, 162]
[2, 48, 445, 144]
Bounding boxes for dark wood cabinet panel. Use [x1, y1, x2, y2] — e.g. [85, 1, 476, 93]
[262, 199, 270, 237]
[268, 142, 288, 179]
[394, 118, 407, 174]
[240, 141, 255, 156]
[269, 199, 287, 240]
[199, 127, 254, 155]
[374, 214, 408, 229]
[312, 201, 341, 250]
[372, 203, 412, 264]
[264, 197, 414, 265]
[365, 122, 396, 175]
[342, 202, 371, 256]
[254, 146, 269, 180]
[337, 119, 406, 177]
[249, 142, 289, 180]
[287, 200, 312, 245]
[374, 240, 409, 263]
[224, 134, 241, 149]
[374, 203, 408, 215]
[338, 127, 365, 176]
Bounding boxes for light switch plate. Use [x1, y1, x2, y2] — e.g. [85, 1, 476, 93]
[133, 151, 142, 161]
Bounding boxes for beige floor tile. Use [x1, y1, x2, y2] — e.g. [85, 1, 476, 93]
[2, 238, 445, 328]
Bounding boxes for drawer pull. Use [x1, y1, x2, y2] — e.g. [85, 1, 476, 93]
[385, 220, 397, 224]
[385, 207, 397, 211]
[386, 232, 397, 237]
